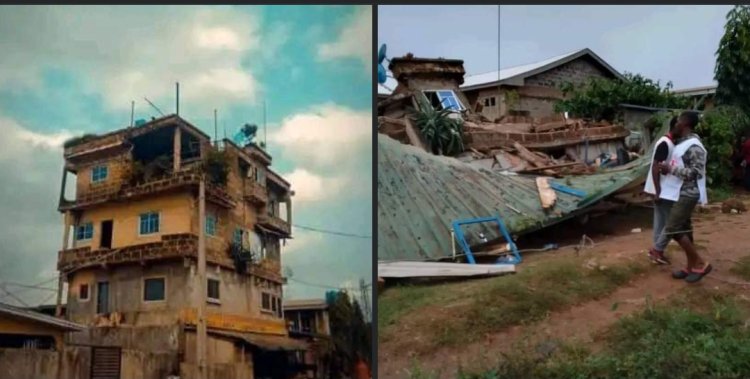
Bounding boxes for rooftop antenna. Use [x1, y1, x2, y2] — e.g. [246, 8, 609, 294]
[144, 97, 165, 117]
[176, 82, 180, 116]
[223, 120, 227, 140]
[263, 100, 267, 148]
[130, 101, 134, 127]
[214, 109, 218, 146]
[497, 5, 501, 82]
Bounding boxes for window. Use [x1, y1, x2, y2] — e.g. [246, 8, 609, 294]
[139, 212, 159, 235]
[143, 278, 165, 301]
[205, 215, 217, 236]
[484, 97, 496, 107]
[301, 313, 312, 333]
[91, 165, 108, 183]
[423, 90, 465, 112]
[276, 298, 282, 318]
[96, 282, 109, 314]
[79, 284, 89, 301]
[207, 279, 220, 302]
[233, 228, 243, 245]
[262, 293, 272, 311]
[75, 223, 93, 241]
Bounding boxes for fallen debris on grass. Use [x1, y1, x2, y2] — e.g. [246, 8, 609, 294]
[378, 261, 515, 278]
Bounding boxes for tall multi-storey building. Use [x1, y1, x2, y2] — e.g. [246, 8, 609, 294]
[55, 114, 301, 379]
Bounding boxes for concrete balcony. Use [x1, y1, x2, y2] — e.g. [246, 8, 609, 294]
[59, 167, 236, 212]
[57, 233, 198, 272]
[243, 181, 268, 205]
[58, 233, 284, 283]
[258, 214, 291, 236]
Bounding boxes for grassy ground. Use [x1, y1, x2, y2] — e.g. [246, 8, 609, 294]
[454, 288, 750, 379]
[730, 255, 750, 280]
[379, 255, 647, 351]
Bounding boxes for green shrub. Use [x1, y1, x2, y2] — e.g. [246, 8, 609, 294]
[63, 133, 98, 148]
[203, 149, 230, 185]
[410, 95, 464, 156]
[697, 106, 749, 188]
[554, 73, 688, 122]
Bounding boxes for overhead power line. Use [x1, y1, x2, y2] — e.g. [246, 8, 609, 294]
[292, 224, 371, 239]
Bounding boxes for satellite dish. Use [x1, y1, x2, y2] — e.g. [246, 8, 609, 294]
[377, 43, 388, 84]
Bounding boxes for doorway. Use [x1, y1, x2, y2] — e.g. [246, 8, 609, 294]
[100, 220, 113, 249]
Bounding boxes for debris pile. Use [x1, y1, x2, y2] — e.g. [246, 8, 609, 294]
[454, 115, 639, 177]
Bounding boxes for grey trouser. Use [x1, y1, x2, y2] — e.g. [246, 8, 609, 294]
[653, 198, 674, 251]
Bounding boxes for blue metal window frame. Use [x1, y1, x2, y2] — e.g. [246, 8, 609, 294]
[139, 212, 159, 235]
[143, 278, 165, 301]
[206, 215, 217, 236]
[75, 222, 93, 241]
[436, 90, 463, 111]
[91, 165, 108, 183]
[452, 215, 521, 265]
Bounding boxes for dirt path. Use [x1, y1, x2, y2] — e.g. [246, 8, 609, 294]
[379, 201, 750, 378]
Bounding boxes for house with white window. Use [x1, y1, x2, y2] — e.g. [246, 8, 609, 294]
[57, 114, 303, 379]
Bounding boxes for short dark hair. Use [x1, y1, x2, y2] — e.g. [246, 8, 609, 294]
[669, 116, 678, 130]
[680, 111, 700, 129]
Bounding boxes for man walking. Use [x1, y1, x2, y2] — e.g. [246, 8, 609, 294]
[644, 116, 677, 265]
[658, 111, 711, 283]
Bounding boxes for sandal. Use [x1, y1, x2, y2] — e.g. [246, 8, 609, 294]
[672, 268, 690, 279]
[648, 248, 670, 265]
[685, 263, 713, 283]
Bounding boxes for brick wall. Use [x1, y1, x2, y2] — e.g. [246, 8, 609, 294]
[525, 56, 611, 88]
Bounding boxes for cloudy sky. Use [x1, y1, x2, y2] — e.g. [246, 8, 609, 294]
[0, 5, 372, 307]
[378, 5, 732, 89]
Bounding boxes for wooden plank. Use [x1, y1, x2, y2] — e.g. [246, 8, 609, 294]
[521, 161, 581, 173]
[403, 117, 429, 152]
[536, 177, 556, 209]
[378, 261, 515, 278]
[512, 141, 547, 167]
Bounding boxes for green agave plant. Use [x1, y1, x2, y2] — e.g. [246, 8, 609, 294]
[409, 95, 465, 156]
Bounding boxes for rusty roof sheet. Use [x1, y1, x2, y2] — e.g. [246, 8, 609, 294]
[0, 302, 85, 331]
[377, 134, 654, 261]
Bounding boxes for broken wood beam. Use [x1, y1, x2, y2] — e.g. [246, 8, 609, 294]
[536, 177, 557, 209]
[512, 141, 547, 168]
[521, 161, 582, 173]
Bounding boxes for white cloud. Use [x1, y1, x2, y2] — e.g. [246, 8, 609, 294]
[268, 104, 371, 170]
[0, 6, 273, 113]
[284, 168, 345, 203]
[318, 6, 372, 71]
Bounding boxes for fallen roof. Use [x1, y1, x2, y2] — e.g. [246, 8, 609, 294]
[379, 261, 515, 278]
[377, 134, 654, 261]
[284, 299, 328, 311]
[461, 48, 623, 91]
[0, 302, 85, 331]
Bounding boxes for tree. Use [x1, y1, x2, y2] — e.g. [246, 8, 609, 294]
[327, 290, 372, 378]
[715, 5, 750, 110]
[554, 73, 688, 122]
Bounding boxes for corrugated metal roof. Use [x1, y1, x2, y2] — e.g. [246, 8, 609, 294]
[0, 302, 85, 331]
[461, 48, 623, 91]
[377, 135, 653, 261]
[284, 299, 327, 311]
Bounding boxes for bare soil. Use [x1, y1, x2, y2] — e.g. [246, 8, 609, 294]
[378, 197, 750, 378]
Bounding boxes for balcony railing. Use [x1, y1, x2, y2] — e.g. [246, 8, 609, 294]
[59, 167, 236, 211]
[244, 180, 268, 205]
[258, 214, 291, 236]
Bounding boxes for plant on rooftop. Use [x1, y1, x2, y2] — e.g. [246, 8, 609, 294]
[715, 6, 750, 113]
[63, 133, 98, 148]
[410, 95, 464, 156]
[554, 73, 688, 123]
[203, 149, 230, 186]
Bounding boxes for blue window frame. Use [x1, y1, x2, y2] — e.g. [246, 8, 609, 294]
[75, 222, 93, 241]
[206, 215, 217, 236]
[436, 90, 463, 111]
[139, 212, 159, 235]
[233, 228, 243, 245]
[143, 278, 165, 301]
[91, 165, 108, 183]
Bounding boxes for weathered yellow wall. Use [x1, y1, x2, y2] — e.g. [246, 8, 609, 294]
[72, 192, 195, 249]
[0, 315, 64, 349]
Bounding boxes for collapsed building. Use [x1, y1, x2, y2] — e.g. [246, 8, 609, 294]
[53, 115, 301, 379]
[377, 52, 667, 266]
